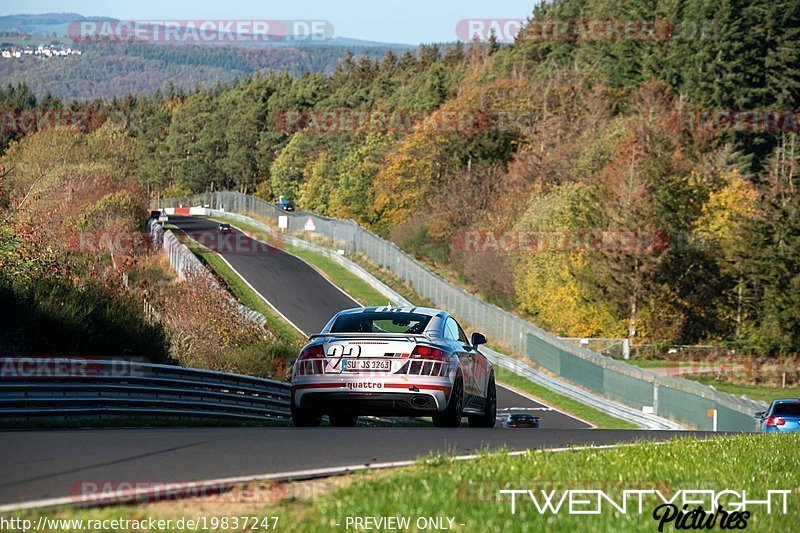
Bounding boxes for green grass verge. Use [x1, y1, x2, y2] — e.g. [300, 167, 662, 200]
[14, 434, 799, 532]
[626, 359, 677, 368]
[281, 243, 389, 306]
[495, 367, 639, 430]
[350, 253, 438, 308]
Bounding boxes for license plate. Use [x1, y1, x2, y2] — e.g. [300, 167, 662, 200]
[341, 359, 392, 371]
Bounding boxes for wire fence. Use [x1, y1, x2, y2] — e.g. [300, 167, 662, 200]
[155, 192, 767, 430]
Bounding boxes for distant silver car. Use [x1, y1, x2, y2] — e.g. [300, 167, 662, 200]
[502, 413, 540, 429]
[217, 223, 231, 233]
[290, 306, 496, 428]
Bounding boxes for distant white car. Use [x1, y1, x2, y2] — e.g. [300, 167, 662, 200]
[290, 306, 496, 428]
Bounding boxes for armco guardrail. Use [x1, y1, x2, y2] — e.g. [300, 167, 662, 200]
[0, 358, 291, 423]
[155, 192, 767, 431]
[482, 348, 682, 430]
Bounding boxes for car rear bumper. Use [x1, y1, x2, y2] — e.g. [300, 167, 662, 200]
[291, 379, 450, 415]
[763, 426, 800, 433]
[298, 391, 441, 415]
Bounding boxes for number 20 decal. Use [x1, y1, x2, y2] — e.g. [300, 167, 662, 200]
[327, 344, 362, 358]
[327, 344, 361, 370]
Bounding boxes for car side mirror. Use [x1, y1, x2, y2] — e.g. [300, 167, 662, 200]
[754, 411, 765, 419]
[471, 332, 487, 348]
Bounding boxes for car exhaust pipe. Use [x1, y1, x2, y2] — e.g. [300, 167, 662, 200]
[411, 396, 429, 408]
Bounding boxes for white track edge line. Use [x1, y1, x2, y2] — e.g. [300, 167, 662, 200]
[211, 216, 362, 309]
[0, 442, 644, 512]
[496, 381, 598, 430]
[215, 253, 308, 337]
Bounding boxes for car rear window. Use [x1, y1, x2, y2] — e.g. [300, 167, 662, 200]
[330, 312, 432, 334]
[510, 414, 535, 422]
[771, 402, 800, 416]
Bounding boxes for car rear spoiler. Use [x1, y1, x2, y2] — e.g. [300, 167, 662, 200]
[309, 333, 428, 341]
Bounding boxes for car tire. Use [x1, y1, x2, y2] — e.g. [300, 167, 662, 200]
[468, 372, 497, 428]
[291, 404, 322, 427]
[432, 376, 464, 428]
[329, 413, 358, 427]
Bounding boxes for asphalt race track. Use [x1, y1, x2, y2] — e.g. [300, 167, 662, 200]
[0, 428, 710, 507]
[170, 215, 355, 335]
[0, 214, 697, 509]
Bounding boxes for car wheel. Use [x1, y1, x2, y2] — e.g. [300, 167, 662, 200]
[291, 404, 322, 427]
[433, 376, 464, 428]
[329, 413, 358, 427]
[468, 372, 497, 428]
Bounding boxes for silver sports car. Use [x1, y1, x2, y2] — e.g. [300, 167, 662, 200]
[289, 306, 496, 428]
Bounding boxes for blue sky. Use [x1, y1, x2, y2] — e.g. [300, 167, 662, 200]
[0, 0, 536, 44]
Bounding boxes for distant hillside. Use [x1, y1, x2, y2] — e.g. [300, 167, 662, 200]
[0, 12, 413, 48]
[0, 41, 402, 100]
[0, 13, 413, 100]
[0, 12, 112, 36]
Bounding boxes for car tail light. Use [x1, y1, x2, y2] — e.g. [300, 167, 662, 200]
[299, 345, 325, 360]
[296, 345, 325, 376]
[765, 417, 786, 427]
[397, 346, 450, 376]
[411, 345, 447, 360]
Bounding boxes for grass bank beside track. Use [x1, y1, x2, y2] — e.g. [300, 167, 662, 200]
[192, 216, 638, 430]
[494, 368, 639, 430]
[13, 434, 799, 532]
[626, 359, 797, 403]
[687, 378, 800, 403]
